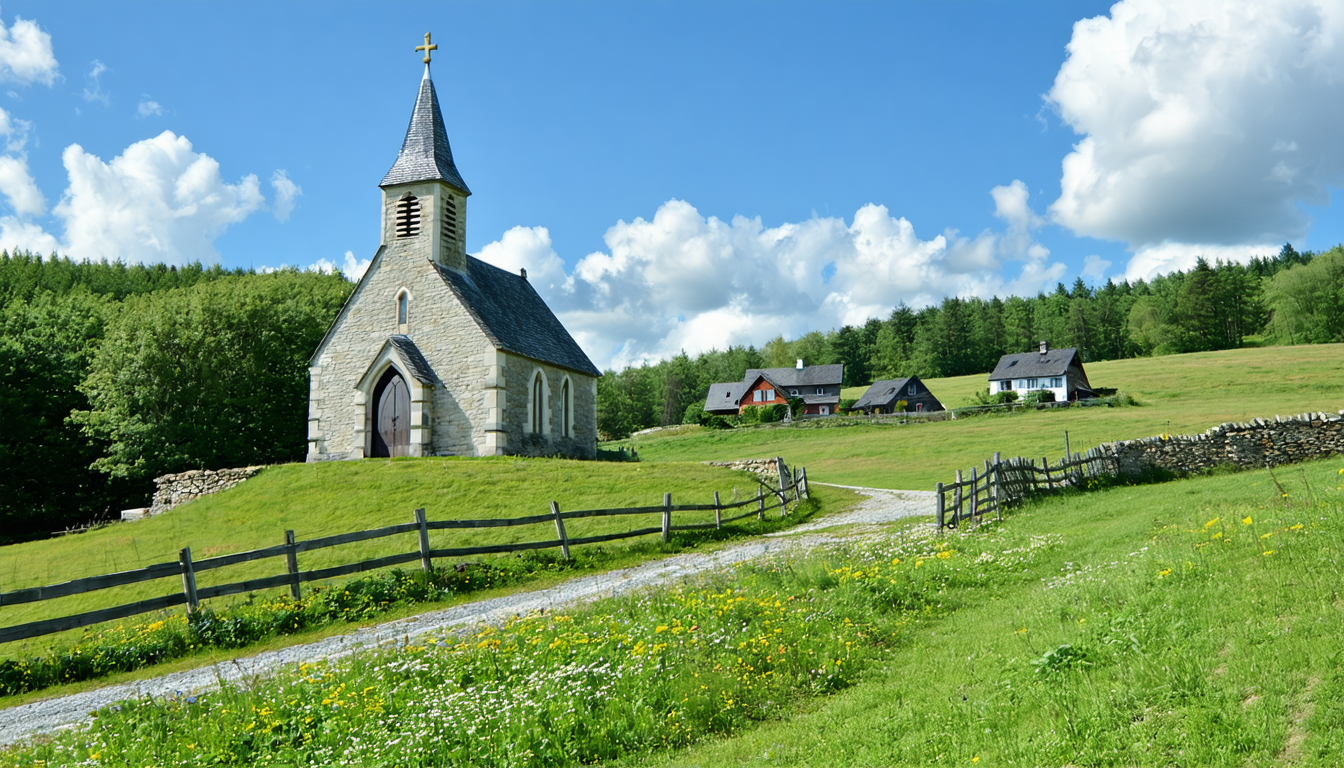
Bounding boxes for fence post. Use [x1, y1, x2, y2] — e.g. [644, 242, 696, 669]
[551, 501, 571, 559]
[970, 466, 979, 524]
[284, 530, 302, 601]
[1042, 457, 1050, 490]
[415, 508, 432, 573]
[993, 452, 1003, 521]
[953, 469, 963, 526]
[935, 482, 945, 530]
[179, 547, 198, 614]
[662, 493, 672, 543]
[792, 473, 802, 505]
[713, 491, 722, 529]
[757, 486, 765, 520]
[800, 467, 810, 499]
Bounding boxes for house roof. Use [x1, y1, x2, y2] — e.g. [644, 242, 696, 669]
[852, 377, 915, 410]
[434, 256, 600, 377]
[988, 347, 1081, 380]
[380, 69, 471, 194]
[387, 335, 436, 384]
[704, 382, 744, 412]
[742, 364, 844, 388]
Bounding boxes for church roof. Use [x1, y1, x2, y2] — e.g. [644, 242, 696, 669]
[387, 335, 436, 384]
[435, 256, 601, 377]
[380, 68, 471, 193]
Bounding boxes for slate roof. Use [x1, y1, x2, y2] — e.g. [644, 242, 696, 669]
[380, 69, 471, 193]
[388, 335, 436, 384]
[435, 256, 600, 377]
[704, 382, 745, 413]
[852, 378, 915, 410]
[988, 347, 1081, 380]
[741, 364, 844, 388]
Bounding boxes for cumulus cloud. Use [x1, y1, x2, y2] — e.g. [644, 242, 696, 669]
[0, 13, 57, 85]
[1047, 0, 1344, 276]
[0, 153, 43, 216]
[2, 131, 264, 263]
[82, 59, 108, 104]
[136, 96, 163, 117]
[273, 250, 371, 281]
[1080, 254, 1112, 282]
[476, 196, 1066, 369]
[270, 170, 301, 222]
[1124, 242, 1276, 282]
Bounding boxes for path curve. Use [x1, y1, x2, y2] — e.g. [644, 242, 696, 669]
[0, 485, 934, 746]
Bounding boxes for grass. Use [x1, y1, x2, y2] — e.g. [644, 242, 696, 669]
[0, 458, 802, 659]
[6, 457, 1342, 766]
[617, 344, 1344, 490]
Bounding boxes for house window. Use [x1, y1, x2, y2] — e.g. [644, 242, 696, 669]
[764, 389, 775, 401]
[1026, 378, 1039, 389]
[396, 291, 408, 327]
[790, 389, 799, 396]
[530, 372, 547, 434]
[815, 387, 824, 395]
[907, 383, 916, 396]
[395, 195, 421, 238]
[1000, 381, 1013, 392]
[1051, 377, 1063, 388]
[560, 378, 571, 437]
[820, 406, 829, 415]
[753, 390, 763, 402]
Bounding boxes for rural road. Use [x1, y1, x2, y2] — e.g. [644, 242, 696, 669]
[0, 485, 934, 747]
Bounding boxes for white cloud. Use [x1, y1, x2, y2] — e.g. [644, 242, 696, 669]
[0, 214, 57, 254]
[1047, 0, 1344, 278]
[340, 250, 370, 280]
[136, 96, 163, 117]
[82, 59, 108, 104]
[0, 104, 30, 152]
[0, 13, 57, 85]
[477, 196, 1066, 370]
[1080, 254, 1112, 281]
[0, 153, 43, 216]
[270, 170, 301, 222]
[1124, 242, 1276, 282]
[20, 130, 266, 263]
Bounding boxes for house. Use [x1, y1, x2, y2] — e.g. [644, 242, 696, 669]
[987, 342, 1093, 402]
[703, 361, 844, 417]
[851, 376, 944, 414]
[306, 41, 600, 461]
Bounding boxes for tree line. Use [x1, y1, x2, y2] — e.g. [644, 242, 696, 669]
[0, 252, 350, 543]
[596, 244, 1343, 439]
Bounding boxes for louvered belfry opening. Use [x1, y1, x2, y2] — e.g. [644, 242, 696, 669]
[395, 195, 421, 238]
[441, 195, 457, 243]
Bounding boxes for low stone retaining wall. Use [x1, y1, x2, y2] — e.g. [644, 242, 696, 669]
[147, 466, 266, 516]
[1110, 411, 1344, 476]
[705, 457, 791, 487]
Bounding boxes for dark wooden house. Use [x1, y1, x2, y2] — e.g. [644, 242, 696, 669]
[851, 376, 945, 414]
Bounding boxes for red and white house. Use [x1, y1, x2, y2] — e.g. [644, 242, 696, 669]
[703, 361, 844, 417]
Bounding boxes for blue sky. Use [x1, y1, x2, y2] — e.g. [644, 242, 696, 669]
[1, 1, 1341, 368]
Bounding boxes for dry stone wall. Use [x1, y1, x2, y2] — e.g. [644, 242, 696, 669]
[705, 457, 791, 487]
[1109, 411, 1344, 476]
[148, 466, 265, 516]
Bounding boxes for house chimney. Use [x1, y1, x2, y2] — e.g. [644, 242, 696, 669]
[1039, 340, 1049, 354]
[796, 359, 804, 370]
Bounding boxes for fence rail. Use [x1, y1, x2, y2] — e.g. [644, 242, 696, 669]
[0, 461, 809, 646]
[936, 444, 1119, 529]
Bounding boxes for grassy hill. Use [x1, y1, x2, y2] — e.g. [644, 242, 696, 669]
[613, 344, 1344, 490]
[0, 458, 821, 657]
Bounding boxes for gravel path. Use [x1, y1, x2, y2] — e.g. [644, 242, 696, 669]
[0, 485, 934, 747]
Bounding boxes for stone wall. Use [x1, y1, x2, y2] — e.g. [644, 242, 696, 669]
[705, 457, 791, 487]
[148, 466, 265, 516]
[1108, 411, 1344, 476]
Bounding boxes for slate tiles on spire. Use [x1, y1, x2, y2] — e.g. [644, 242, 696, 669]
[380, 70, 471, 193]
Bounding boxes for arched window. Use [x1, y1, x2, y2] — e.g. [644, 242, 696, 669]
[560, 378, 571, 437]
[396, 290, 409, 329]
[395, 195, 421, 238]
[531, 371, 547, 434]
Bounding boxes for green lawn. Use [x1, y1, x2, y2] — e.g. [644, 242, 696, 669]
[0, 458, 794, 655]
[621, 344, 1344, 490]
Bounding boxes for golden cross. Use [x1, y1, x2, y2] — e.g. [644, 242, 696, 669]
[416, 32, 438, 64]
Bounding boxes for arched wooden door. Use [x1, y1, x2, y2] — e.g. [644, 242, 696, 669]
[371, 368, 410, 457]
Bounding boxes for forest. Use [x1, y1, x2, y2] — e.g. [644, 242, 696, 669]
[2, 243, 1340, 540]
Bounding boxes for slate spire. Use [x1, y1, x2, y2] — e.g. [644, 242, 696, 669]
[380, 66, 471, 194]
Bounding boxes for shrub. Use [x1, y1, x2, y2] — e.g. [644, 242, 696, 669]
[1022, 390, 1055, 405]
[704, 415, 735, 430]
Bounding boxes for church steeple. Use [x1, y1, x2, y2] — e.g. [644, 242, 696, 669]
[380, 34, 470, 274]
[380, 65, 471, 194]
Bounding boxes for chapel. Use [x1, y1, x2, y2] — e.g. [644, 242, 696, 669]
[306, 36, 600, 461]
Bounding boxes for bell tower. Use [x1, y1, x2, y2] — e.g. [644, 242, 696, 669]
[379, 33, 471, 273]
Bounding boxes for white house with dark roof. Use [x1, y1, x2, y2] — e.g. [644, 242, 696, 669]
[704, 362, 844, 417]
[987, 342, 1093, 402]
[306, 47, 599, 460]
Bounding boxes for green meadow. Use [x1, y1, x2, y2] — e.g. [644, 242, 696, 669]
[7, 456, 1342, 766]
[614, 344, 1344, 489]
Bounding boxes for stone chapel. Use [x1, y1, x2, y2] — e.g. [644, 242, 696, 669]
[306, 45, 600, 461]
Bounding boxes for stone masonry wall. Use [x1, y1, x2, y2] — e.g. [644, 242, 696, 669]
[149, 466, 265, 516]
[705, 457, 791, 487]
[1108, 411, 1344, 476]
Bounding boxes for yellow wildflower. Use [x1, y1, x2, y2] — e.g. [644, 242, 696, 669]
[1242, 516, 1253, 525]
[1204, 518, 1220, 529]
[1263, 550, 1275, 556]
[937, 550, 954, 560]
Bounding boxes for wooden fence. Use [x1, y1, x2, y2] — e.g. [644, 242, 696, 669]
[0, 467, 809, 645]
[935, 445, 1119, 529]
